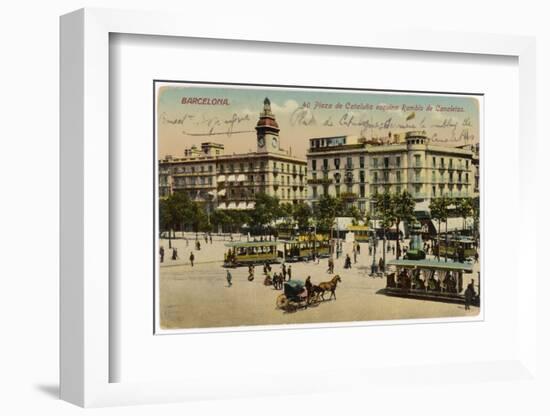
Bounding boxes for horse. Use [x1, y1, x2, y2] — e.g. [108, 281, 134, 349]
[305, 276, 319, 304]
[317, 275, 342, 301]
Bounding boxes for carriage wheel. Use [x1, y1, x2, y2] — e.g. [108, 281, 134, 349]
[276, 294, 288, 310]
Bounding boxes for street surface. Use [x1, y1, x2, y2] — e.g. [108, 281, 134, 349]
[159, 234, 480, 330]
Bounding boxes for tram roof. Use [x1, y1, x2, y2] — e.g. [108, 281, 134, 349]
[224, 241, 279, 248]
[387, 259, 473, 272]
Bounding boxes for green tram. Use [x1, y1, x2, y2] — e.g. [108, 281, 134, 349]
[223, 241, 283, 268]
[380, 259, 478, 306]
[347, 225, 371, 242]
[433, 235, 477, 262]
[283, 235, 331, 262]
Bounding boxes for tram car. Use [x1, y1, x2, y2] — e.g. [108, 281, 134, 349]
[223, 241, 283, 267]
[283, 234, 331, 262]
[433, 235, 477, 262]
[380, 259, 478, 306]
[347, 225, 371, 242]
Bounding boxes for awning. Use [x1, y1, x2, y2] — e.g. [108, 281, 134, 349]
[237, 174, 246, 182]
[227, 202, 237, 209]
[217, 175, 226, 182]
[217, 189, 226, 196]
[444, 217, 466, 232]
[247, 202, 256, 209]
[227, 174, 236, 181]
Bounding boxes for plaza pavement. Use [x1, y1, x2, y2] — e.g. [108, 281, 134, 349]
[158, 234, 480, 330]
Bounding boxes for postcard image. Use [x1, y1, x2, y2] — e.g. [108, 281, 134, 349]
[155, 81, 481, 332]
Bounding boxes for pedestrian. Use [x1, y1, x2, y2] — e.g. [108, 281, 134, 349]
[226, 269, 232, 287]
[248, 264, 254, 281]
[288, 265, 292, 280]
[392, 245, 395, 255]
[282, 263, 287, 280]
[344, 254, 352, 269]
[189, 251, 195, 267]
[465, 279, 475, 310]
[204, 234, 208, 245]
[159, 246, 165, 263]
[209, 234, 213, 244]
[378, 257, 385, 273]
[185, 237, 189, 247]
[368, 245, 372, 256]
[353, 250, 357, 264]
[356, 243, 361, 254]
[171, 247, 178, 260]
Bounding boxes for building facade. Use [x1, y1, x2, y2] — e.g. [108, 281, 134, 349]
[307, 131, 475, 213]
[158, 98, 308, 211]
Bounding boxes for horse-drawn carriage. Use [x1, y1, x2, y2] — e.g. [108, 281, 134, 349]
[275, 275, 342, 312]
[275, 280, 310, 312]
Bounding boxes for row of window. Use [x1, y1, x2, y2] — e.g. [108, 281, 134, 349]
[218, 161, 306, 174]
[174, 176, 213, 186]
[309, 183, 471, 199]
[225, 187, 307, 200]
[371, 171, 470, 183]
[310, 155, 471, 171]
[170, 164, 214, 174]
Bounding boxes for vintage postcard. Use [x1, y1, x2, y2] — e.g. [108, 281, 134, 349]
[155, 81, 481, 332]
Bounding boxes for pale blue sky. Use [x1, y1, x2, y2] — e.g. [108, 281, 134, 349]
[157, 83, 480, 158]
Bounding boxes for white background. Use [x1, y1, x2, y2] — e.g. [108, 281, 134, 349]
[1, 1, 549, 415]
[113, 35, 503, 384]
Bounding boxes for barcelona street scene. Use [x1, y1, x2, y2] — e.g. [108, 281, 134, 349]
[156, 82, 481, 331]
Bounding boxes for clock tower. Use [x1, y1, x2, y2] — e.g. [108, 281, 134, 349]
[255, 97, 280, 153]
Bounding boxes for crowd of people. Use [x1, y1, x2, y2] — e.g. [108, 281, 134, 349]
[159, 232, 216, 266]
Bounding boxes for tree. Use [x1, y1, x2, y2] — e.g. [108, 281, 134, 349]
[429, 196, 451, 261]
[159, 198, 175, 248]
[313, 195, 344, 233]
[345, 205, 363, 225]
[292, 202, 312, 231]
[455, 197, 473, 231]
[278, 203, 294, 227]
[391, 191, 416, 259]
[372, 191, 394, 262]
[210, 209, 229, 233]
[159, 192, 195, 246]
[249, 193, 280, 233]
[471, 196, 480, 245]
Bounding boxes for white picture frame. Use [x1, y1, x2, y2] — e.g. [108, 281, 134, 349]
[60, 7, 538, 408]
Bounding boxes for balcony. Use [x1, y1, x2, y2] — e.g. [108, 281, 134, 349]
[340, 192, 358, 201]
[307, 178, 333, 185]
[345, 164, 354, 170]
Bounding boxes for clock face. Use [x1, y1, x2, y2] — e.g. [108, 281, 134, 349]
[271, 137, 278, 149]
[258, 136, 265, 147]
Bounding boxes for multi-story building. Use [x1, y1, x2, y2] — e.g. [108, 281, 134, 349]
[307, 131, 475, 213]
[158, 98, 308, 211]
